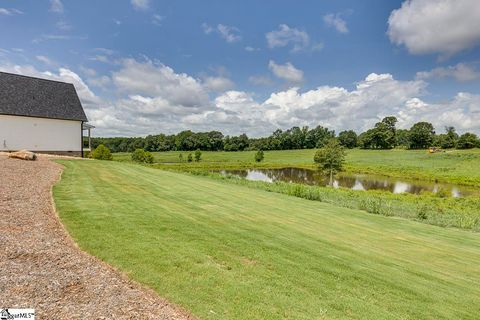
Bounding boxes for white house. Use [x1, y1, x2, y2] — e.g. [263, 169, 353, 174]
[0, 71, 92, 157]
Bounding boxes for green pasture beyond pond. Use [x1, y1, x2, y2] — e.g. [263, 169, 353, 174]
[113, 148, 480, 186]
[54, 160, 480, 319]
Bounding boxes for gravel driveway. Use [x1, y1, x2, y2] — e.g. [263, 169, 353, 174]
[0, 155, 194, 319]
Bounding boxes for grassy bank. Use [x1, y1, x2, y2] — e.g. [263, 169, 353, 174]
[190, 171, 480, 231]
[54, 160, 480, 319]
[113, 148, 480, 186]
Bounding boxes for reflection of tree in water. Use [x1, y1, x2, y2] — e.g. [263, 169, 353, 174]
[263, 168, 317, 185]
[219, 168, 472, 197]
[222, 170, 249, 178]
[404, 184, 425, 194]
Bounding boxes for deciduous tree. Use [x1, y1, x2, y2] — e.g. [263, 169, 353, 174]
[457, 132, 479, 149]
[408, 122, 435, 149]
[313, 139, 346, 185]
[338, 130, 358, 148]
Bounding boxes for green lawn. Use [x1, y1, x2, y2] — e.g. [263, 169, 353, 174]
[113, 148, 480, 186]
[113, 149, 316, 166]
[345, 149, 480, 186]
[54, 160, 480, 319]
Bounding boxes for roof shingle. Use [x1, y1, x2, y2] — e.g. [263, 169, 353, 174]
[0, 71, 88, 122]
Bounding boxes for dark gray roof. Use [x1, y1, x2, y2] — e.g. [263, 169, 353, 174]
[0, 71, 88, 122]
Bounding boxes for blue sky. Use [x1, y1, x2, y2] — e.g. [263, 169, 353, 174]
[1, 0, 479, 136]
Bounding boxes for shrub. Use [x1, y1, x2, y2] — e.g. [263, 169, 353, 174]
[254, 150, 264, 162]
[194, 149, 202, 162]
[131, 148, 154, 164]
[179, 154, 184, 162]
[91, 144, 113, 160]
[144, 151, 154, 164]
[131, 149, 146, 162]
[187, 153, 193, 162]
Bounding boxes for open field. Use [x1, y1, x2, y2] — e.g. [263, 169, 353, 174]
[54, 160, 480, 319]
[113, 148, 480, 186]
[113, 149, 316, 167]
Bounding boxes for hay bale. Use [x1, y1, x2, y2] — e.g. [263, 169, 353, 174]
[8, 150, 37, 161]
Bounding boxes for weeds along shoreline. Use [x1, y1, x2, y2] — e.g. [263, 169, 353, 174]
[163, 168, 480, 232]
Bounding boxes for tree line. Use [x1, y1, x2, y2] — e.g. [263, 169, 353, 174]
[87, 117, 480, 152]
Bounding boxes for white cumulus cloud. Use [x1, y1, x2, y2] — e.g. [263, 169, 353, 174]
[388, 0, 480, 58]
[87, 75, 111, 89]
[416, 63, 479, 82]
[268, 60, 304, 83]
[202, 76, 235, 92]
[1, 59, 479, 137]
[397, 93, 480, 132]
[266, 24, 318, 52]
[112, 58, 210, 108]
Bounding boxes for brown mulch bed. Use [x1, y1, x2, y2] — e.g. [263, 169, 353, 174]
[0, 155, 195, 319]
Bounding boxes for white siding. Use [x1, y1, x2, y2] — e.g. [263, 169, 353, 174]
[0, 114, 81, 151]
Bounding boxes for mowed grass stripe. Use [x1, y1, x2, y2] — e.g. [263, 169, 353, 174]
[54, 160, 480, 319]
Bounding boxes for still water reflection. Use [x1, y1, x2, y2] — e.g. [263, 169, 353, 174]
[218, 168, 474, 197]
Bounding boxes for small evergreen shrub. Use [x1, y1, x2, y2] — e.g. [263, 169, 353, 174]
[91, 144, 113, 160]
[187, 153, 193, 162]
[194, 149, 202, 162]
[254, 150, 264, 162]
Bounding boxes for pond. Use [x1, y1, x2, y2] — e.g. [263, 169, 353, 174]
[217, 168, 476, 197]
